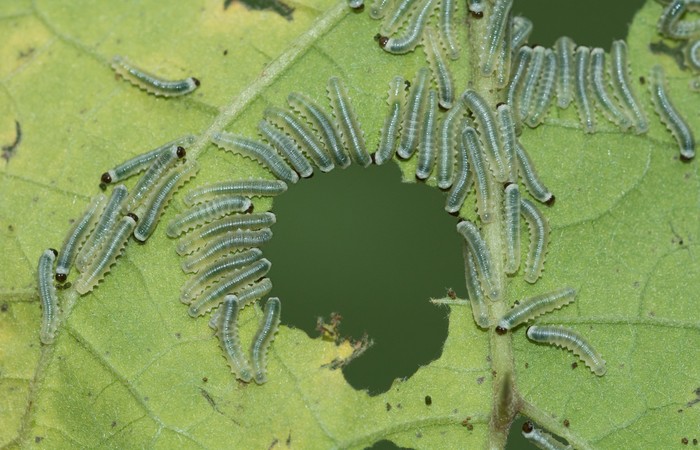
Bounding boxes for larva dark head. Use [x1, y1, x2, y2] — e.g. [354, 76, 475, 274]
[192, 77, 201, 87]
[176, 146, 186, 158]
[350, 3, 364, 11]
[680, 153, 694, 163]
[495, 326, 507, 335]
[101, 172, 112, 184]
[522, 421, 534, 433]
[55, 272, 67, 283]
[127, 212, 139, 223]
[545, 195, 556, 206]
[49, 248, 58, 257]
[469, 10, 483, 18]
[378, 36, 389, 48]
[245, 203, 255, 214]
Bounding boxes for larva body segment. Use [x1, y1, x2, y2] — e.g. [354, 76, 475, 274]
[515, 143, 554, 205]
[525, 48, 557, 128]
[610, 40, 648, 134]
[188, 258, 272, 317]
[496, 104, 518, 183]
[134, 162, 198, 242]
[520, 198, 549, 283]
[184, 180, 287, 206]
[464, 125, 493, 223]
[123, 145, 186, 214]
[56, 194, 106, 282]
[250, 297, 282, 384]
[381, 0, 419, 35]
[214, 296, 253, 382]
[685, 39, 700, 71]
[176, 212, 276, 255]
[511, 16, 532, 50]
[374, 76, 405, 165]
[258, 119, 314, 178]
[416, 89, 439, 180]
[111, 56, 200, 97]
[649, 65, 696, 161]
[527, 325, 607, 376]
[590, 48, 632, 130]
[503, 184, 521, 275]
[444, 127, 473, 214]
[327, 77, 371, 167]
[554, 36, 575, 109]
[506, 46, 533, 126]
[481, 0, 513, 76]
[518, 46, 545, 123]
[438, 0, 459, 60]
[424, 27, 455, 109]
[76, 185, 129, 272]
[521, 421, 572, 450]
[494, 11, 513, 88]
[462, 89, 507, 183]
[166, 196, 252, 238]
[74, 214, 137, 295]
[181, 229, 273, 273]
[573, 46, 596, 133]
[264, 107, 334, 172]
[379, 0, 435, 55]
[38, 249, 59, 344]
[209, 278, 274, 329]
[369, 0, 392, 19]
[436, 100, 466, 189]
[497, 287, 576, 332]
[463, 246, 490, 328]
[100, 135, 195, 185]
[211, 132, 300, 183]
[180, 248, 264, 304]
[398, 68, 430, 159]
[288, 92, 350, 169]
[456, 220, 499, 301]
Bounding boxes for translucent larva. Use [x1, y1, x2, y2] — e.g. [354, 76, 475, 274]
[496, 104, 518, 183]
[38, 248, 59, 344]
[464, 125, 493, 223]
[134, 162, 199, 242]
[181, 229, 273, 273]
[374, 76, 405, 165]
[288, 92, 350, 169]
[380, 0, 420, 35]
[209, 278, 273, 329]
[511, 16, 532, 50]
[462, 89, 507, 183]
[424, 27, 455, 109]
[184, 180, 287, 207]
[166, 196, 252, 238]
[463, 246, 489, 328]
[495, 12, 513, 88]
[100, 135, 195, 184]
[526, 325, 607, 376]
[649, 65, 695, 161]
[211, 131, 300, 183]
[416, 89, 439, 180]
[188, 258, 272, 317]
[503, 184, 521, 275]
[657, 0, 700, 39]
[123, 145, 186, 214]
[444, 127, 473, 214]
[74, 213, 138, 295]
[398, 68, 429, 159]
[496, 287, 576, 333]
[521, 421, 572, 450]
[520, 198, 549, 283]
[327, 77, 371, 167]
[456, 220, 499, 301]
[609, 40, 648, 134]
[378, 0, 435, 55]
[258, 119, 314, 178]
[685, 39, 700, 71]
[176, 212, 276, 255]
[55, 194, 106, 282]
[573, 46, 596, 133]
[554, 36, 575, 109]
[518, 46, 545, 123]
[264, 107, 334, 172]
[436, 100, 466, 189]
[214, 295, 253, 382]
[76, 185, 129, 272]
[369, 0, 391, 19]
[481, 0, 513, 76]
[180, 248, 264, 304]
[515, 142, 554, 205]
[525, 48, 558, 128]
[438, 0, 459, 60]
[250, 297, 282, 384]
[507, 46, 533, 124]
[111, 56, 200, 97]
[590, 48, 632, 130]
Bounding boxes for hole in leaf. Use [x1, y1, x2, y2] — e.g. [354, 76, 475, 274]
[265, 163, 464, 394]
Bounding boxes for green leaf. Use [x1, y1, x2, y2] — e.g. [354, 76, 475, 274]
[1, 1, 699, 449]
